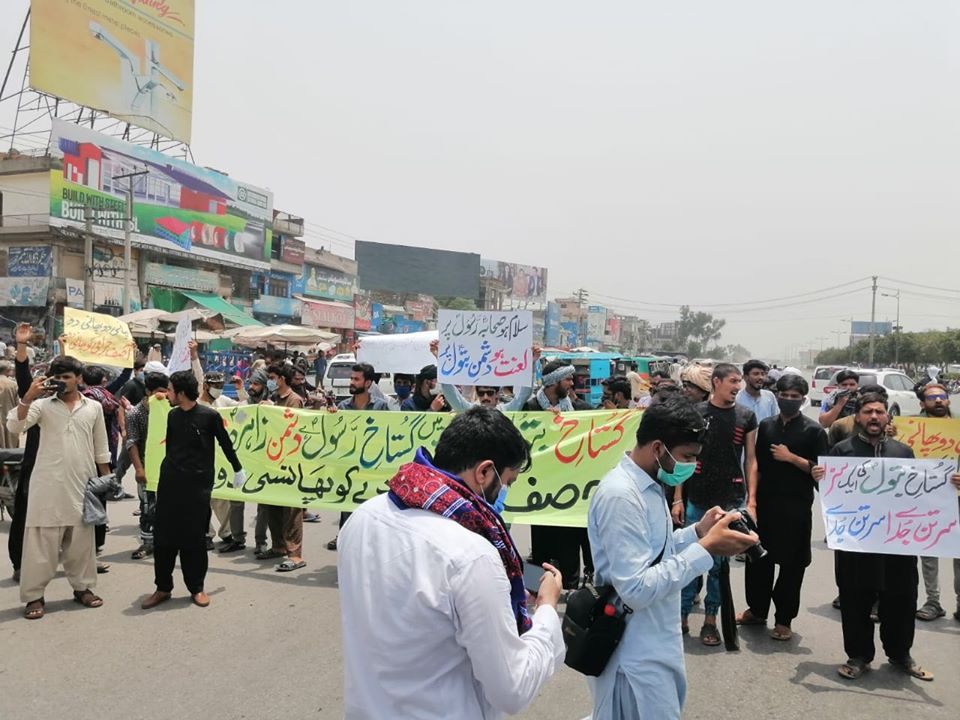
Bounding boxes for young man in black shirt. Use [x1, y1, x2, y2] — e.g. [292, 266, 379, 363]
[677, 363, 758, 645]
[738, 374, 827, 640]
[141, 370, 245, 610]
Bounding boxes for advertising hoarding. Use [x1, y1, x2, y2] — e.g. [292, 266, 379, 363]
[7, 246, 53, 276]
[356, 241, 480, 299]
[480, 259, 548, 303]
[851, 321, 893, 336]
[281, 238, 306, 266]
[49, 120, 273, 270]
[301, 299, 355, 329]
[302, 266, 356, 301]
[30, 0, 195, 143]
[586, 306, 607, 344]
[0, 277, 49, 307]
[355, 294, 372, 331]
[144, 262, 219, 293]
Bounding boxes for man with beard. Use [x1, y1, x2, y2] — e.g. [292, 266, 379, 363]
[736, 359, 780, 423]
[246, 369, 271, 405]
[601, 376, 633, 410]
[677, 363, 758, 645]
[737, 374, 827, 641]
[524, 360, 591, 588]
[141, 371, 245, 610]
[8, 356, 112, 619]
[325, 363, 390, 551]
[401, 364, 451, 412]
[812, 393, 948, 681]
[680, 364, 711, 404]
[338, 406, 565, 719]
[913, 383, 959, 622]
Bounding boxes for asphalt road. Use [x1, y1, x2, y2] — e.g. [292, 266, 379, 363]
[1, 383, 957, 719]
[1, 492, 957, 720]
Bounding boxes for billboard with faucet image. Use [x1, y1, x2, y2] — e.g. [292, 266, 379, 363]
[29, 0, 195, 143]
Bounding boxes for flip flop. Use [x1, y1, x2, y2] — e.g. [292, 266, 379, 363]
[736, 610, 767, 626]
[73, 589, 103, 608]
[699, 623, 721, 647]
[24, 598, 44, 620]
[276, 559, 306, 572]
[769, 625, 793, 641]
[890, 658, 934, 682]
[837, 658, 869, 680]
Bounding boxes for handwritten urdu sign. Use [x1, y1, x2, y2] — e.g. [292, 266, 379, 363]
[438, 309, 534, 387]
[819, 456, 960, 558]
[63, 307, 135, 368]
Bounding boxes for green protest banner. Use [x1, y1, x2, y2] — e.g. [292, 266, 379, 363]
[145, 401, 641, 527]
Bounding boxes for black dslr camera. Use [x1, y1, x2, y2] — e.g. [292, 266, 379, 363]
[727, 508, 767, 562]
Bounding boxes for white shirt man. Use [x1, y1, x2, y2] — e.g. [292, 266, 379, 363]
[338, 408, 565, 719]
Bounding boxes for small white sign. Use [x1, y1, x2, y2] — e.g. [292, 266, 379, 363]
[437, 310, 534, 387]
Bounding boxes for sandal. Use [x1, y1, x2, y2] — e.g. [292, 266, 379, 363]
[699, 623, 721, 647]
[276, 559, 306, 572]
[769, 625, 793, 641]
[890, 657, 934, 682]
[915, 604, 945, 622]
[24, 598, 45, 620]
[736, 610, 767, 626]
[73, 589, 104, 608]
[838, 658, 869, 680]
[131, 545, 153, 560]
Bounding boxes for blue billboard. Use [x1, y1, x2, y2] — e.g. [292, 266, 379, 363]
[851, 321, 893, 335]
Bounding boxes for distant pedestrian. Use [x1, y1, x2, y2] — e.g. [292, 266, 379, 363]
[141, 371, 245, 610]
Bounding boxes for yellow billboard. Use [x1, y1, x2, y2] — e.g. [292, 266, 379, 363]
[30, 0, 195, 143]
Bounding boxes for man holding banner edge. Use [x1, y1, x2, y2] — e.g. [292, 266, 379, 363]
[813, 391, 960, 682]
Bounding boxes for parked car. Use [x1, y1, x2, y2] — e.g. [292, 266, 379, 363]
[810, 365, 843, 405]
[821, 368, 920, 417]
[324, 353, 396, 404]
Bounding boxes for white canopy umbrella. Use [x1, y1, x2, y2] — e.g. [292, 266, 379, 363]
[228, 324, 340, 349]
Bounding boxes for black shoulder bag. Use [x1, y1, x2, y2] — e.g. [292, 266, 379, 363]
[561, 535, 667, 676]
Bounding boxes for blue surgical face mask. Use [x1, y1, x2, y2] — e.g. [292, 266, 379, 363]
[656, 446, 697, 487]
[395, 385, 412, 400]
[267, 379, 278, 393]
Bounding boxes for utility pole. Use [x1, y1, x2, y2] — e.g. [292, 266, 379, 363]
[868, 275, 878, 366]
[881, 289, 901, 365]
[83, 205, 94, 311]
[574, 288, 589, 346]
[112, 168, 148, 314]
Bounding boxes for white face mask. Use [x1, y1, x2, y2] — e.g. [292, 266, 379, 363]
[208, 387, 222, 399]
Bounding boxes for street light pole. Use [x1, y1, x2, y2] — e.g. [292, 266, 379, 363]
[881, 290, 901, 366]
[112, 168, 148, 314]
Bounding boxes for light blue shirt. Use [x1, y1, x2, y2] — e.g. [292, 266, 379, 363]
[440, 384, 533, 413]
[736, 388, 779, 423]
[587, 454, 714, 720]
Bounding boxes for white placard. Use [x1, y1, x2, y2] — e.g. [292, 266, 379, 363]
[357, 331, 438, 374]
[819, 456, 960, 558]
[437, 309, 534, 387]
[166, 317, 193, 374]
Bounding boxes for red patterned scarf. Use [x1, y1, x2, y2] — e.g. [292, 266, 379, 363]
[388, 449, 532, 635]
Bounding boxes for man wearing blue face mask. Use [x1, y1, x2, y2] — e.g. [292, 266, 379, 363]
[587, 396, 759, 719]
[738, 373, 827, 642]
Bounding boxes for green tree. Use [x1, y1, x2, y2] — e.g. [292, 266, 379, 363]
[676, 306, 726, 358]
[435, 297, 476, 311]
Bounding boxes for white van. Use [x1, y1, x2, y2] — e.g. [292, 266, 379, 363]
[324, 353, 396, 403]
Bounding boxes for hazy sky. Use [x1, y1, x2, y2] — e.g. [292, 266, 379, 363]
[3, 1, 959, 358]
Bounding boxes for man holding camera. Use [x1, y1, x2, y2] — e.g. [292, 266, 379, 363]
[588, 396, 759, 719]
[818, 369, 860, 429]
[738, 374, 827, 641]
[6, 356, 112, 620]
